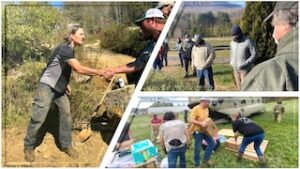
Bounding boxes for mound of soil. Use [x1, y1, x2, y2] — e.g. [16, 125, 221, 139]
[2, 127, 107, 167]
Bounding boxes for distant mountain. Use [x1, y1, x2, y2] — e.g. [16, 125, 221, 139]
[180, 1, 244, 17]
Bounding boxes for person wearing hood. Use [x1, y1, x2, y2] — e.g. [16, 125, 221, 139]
[191, 35, 216, 91]
[242, 2, 298, 91]
[230, 25, 258, 90]
[182, 34, 195, 77]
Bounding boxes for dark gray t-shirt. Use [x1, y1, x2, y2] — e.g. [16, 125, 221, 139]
[232, 117, 264, 137]
[40, 43, 74, 93]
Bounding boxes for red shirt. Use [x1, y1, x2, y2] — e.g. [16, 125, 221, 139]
[151, 117, 162, 124]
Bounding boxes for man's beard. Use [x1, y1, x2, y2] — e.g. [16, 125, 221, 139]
[142, 31, 152, 40]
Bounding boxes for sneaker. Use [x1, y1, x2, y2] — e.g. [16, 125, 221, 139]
[62, 146, 79, 159]
[199, 86, 206, 91]
[24, 148, 35, 162]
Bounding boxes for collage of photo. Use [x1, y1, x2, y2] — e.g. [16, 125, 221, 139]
[1, 0, 299, 168]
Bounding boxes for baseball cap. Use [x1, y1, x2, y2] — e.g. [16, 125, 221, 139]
[135, 8, 164, 25]
[199, 97, 210, 102]
[156, 1, 174, 9]
[263, 1, 298, 23]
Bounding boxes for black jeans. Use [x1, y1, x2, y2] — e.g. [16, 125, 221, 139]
[183, 58, 191, 75]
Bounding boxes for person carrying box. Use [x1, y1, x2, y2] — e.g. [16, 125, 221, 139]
[189, 97, 215, 167]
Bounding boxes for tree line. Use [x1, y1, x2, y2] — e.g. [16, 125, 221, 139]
[3, 2, 155, 72]
[171, 2, 276, 65]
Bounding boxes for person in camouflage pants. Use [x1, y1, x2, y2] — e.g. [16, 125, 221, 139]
[273, 101, 285, 123]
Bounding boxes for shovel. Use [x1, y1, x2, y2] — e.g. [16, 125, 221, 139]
[78, 76, 116, 142]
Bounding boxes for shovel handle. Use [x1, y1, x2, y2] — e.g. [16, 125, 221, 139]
[92, 76, 116, 117]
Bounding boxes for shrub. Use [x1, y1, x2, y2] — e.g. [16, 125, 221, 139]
[99, 23, 147, 57]
[2, 61, 45, 127]
[2, 60, 107, 128]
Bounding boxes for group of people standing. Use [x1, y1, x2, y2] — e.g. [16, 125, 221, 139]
[176, 34, 216, 91]
[175, 26, 258, 91]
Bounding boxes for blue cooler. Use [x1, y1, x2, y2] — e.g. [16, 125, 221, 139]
[131, 139, 157, 165]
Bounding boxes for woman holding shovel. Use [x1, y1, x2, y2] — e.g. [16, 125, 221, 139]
[24, 23, 111, 162]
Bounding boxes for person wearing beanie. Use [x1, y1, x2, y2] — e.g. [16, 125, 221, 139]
[192, 35, 216, 91]
[181, 34, 195, 77]
[230, 25, 258, 90]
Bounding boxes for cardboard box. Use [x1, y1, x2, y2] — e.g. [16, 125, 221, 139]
[135, 157, 157, 168]
[203, 118, 219, 137]
[218, 129, 235, 137]
[225, 136, 269, 161]
[131, 139, 157, 165]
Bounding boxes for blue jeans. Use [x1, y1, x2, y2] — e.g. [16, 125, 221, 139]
[24, 83, 72, 149]
[168, 144, 187, 168]
[194, 132, 215, 167]
[153, 57, 162, 70]
[196, 67, 214, 90]
[200, 67, 215, 88]
[239, 133, 264, 156]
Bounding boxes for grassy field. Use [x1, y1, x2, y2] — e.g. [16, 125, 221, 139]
[168, 37, 231, 49]
[143, 37, 236, 91]
[129, 99, 298, 168]
[143, 63, 236, 91]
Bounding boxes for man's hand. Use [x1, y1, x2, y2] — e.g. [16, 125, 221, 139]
[199, 120, 208, 129]
[66, 85, 71, 96]
[103, 69, 115, 80]
[234, 132, 239, 142]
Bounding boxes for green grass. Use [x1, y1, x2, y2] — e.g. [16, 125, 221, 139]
[168, 37, 232, 49]
[216, 50, 230, 59]
[144, 36, 234, 91]
[130, 99, 298, 168]
[143, 63, 236, 91]
[205, 37, 232, 47]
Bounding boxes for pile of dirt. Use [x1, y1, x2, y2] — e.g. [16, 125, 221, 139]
[2, 127, 107, 167]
